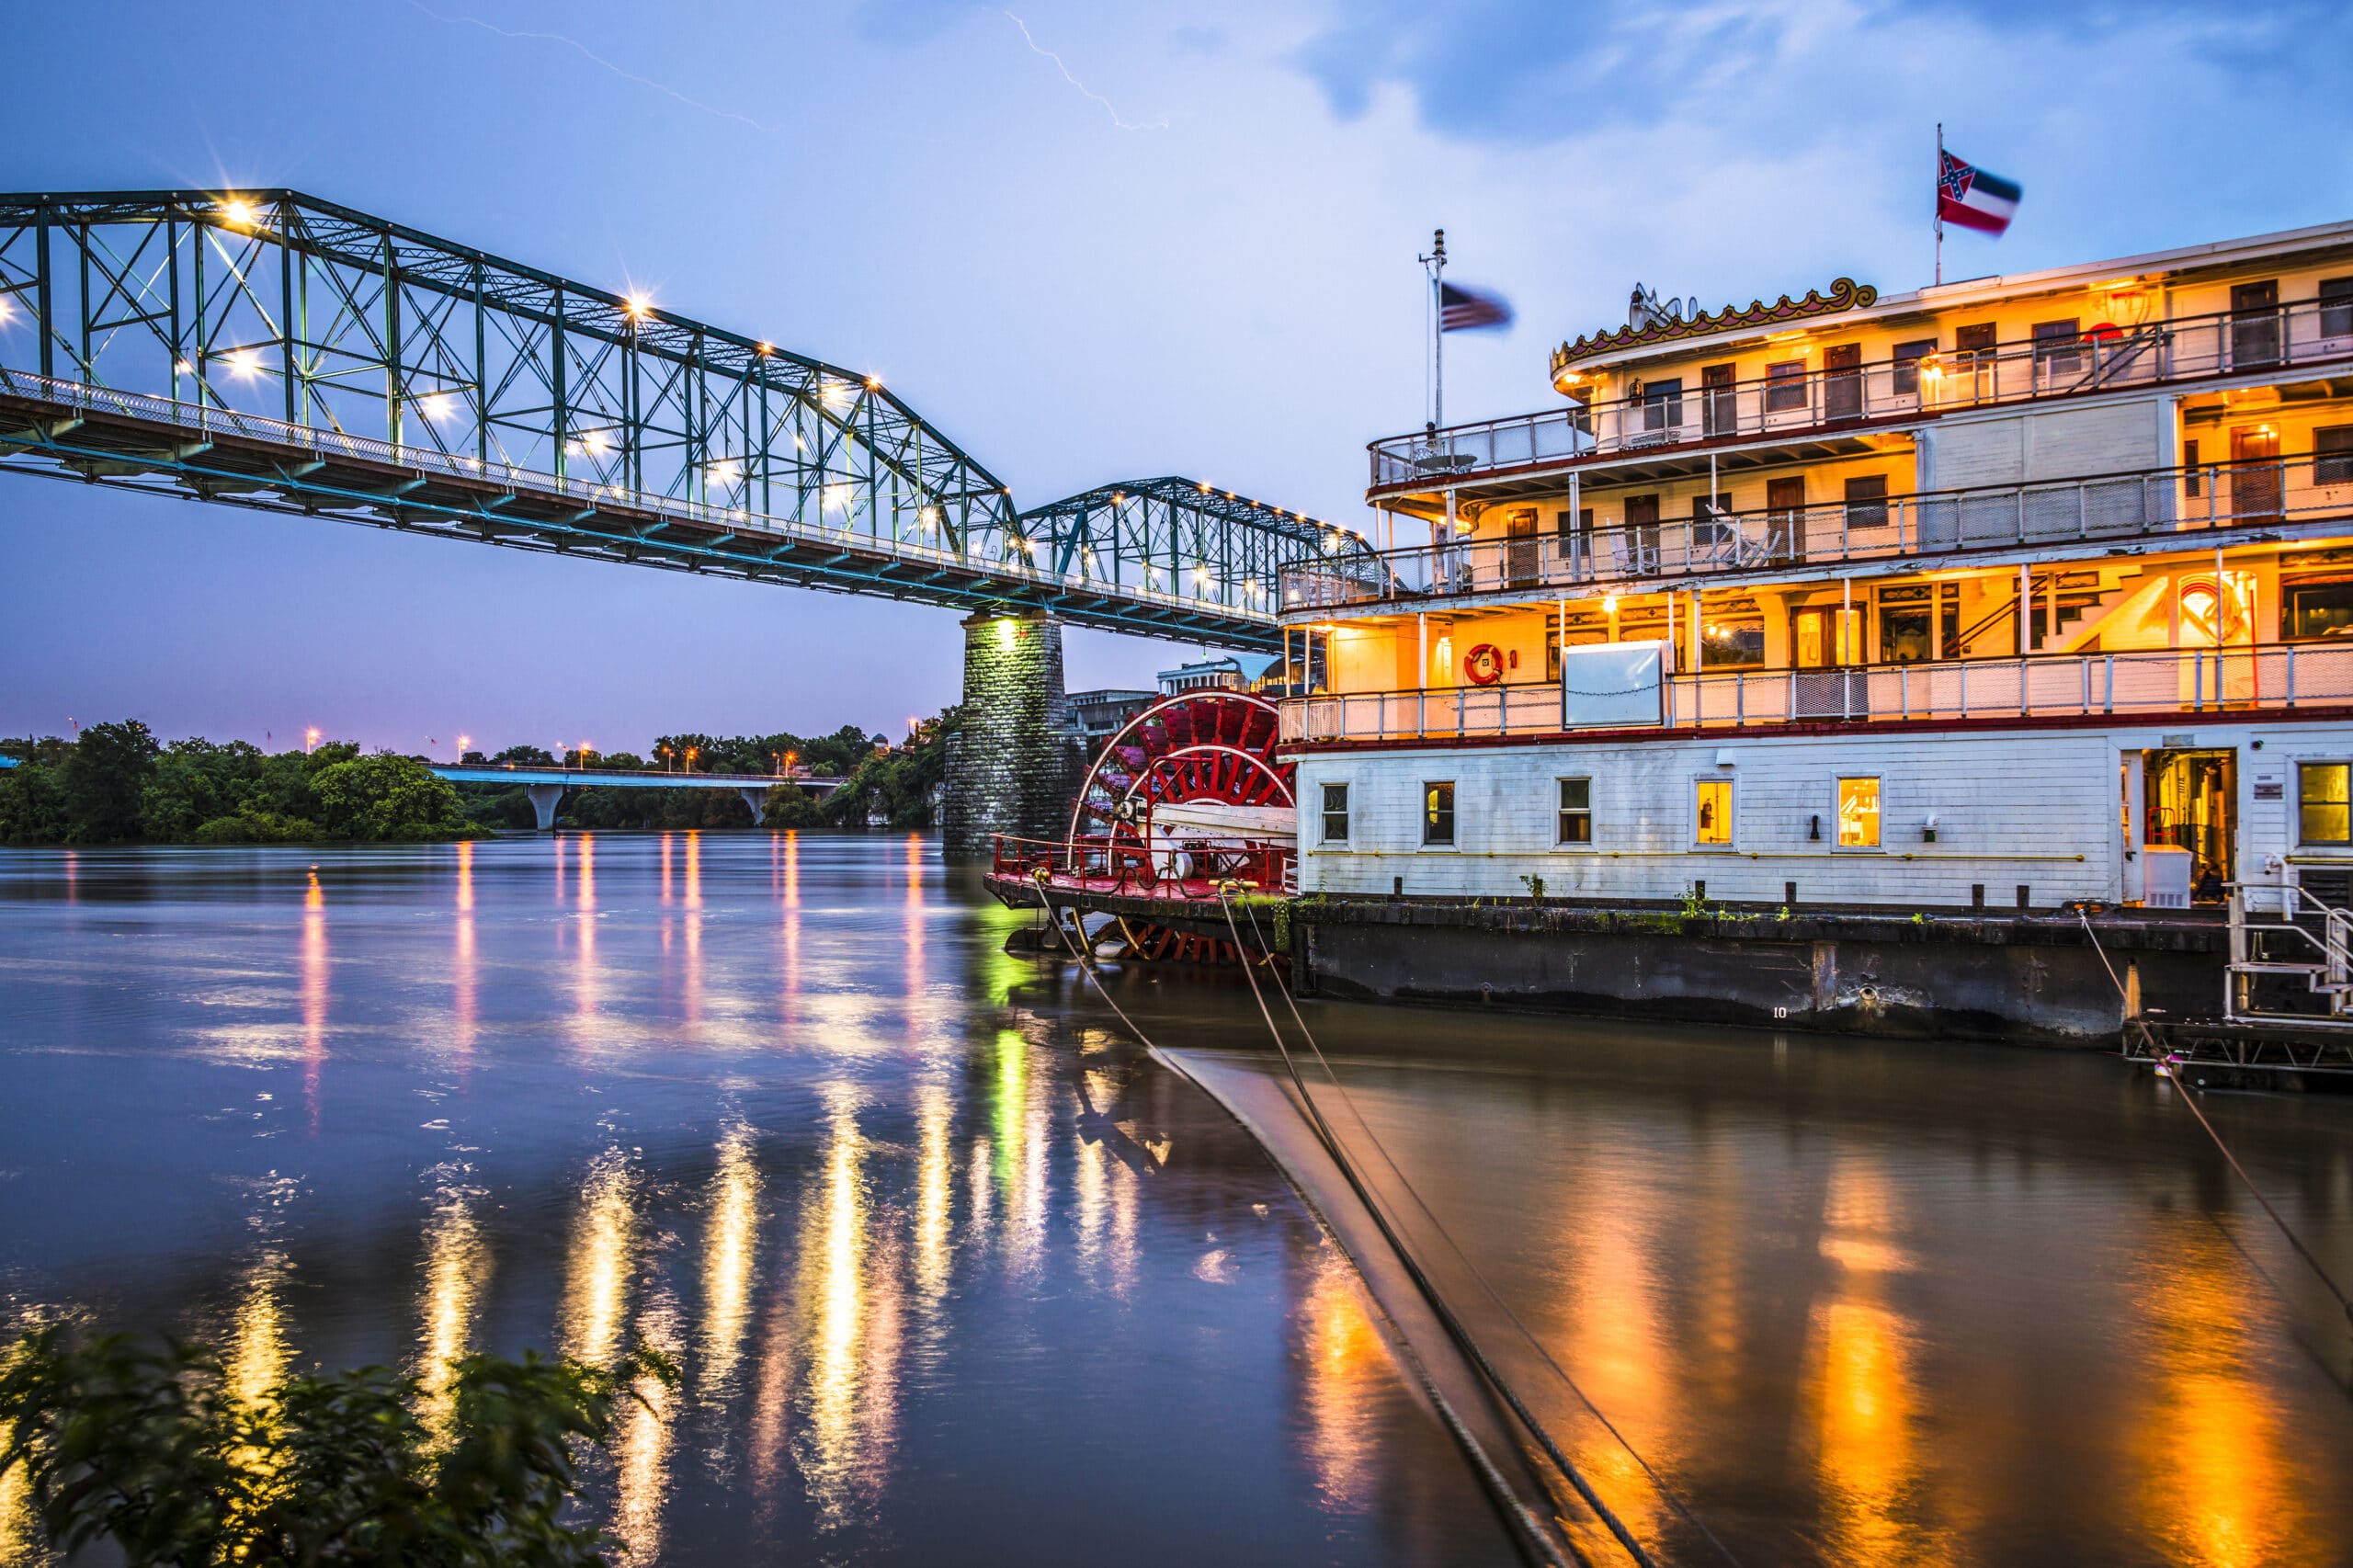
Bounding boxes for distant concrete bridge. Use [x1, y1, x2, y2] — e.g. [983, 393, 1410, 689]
[430, 764, 843, 831]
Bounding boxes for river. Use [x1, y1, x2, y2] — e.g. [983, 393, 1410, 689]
[1, 833, 2348, 1566]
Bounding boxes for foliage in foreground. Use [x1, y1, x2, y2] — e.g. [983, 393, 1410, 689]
[0, 1325, 672, 1567]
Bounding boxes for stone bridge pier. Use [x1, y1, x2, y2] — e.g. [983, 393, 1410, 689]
[941, 609, 1083, 858]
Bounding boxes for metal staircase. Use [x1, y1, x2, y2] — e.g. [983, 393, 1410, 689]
[2225, 881, 2353, 1027]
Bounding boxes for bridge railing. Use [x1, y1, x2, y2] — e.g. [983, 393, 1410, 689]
[0, 364, 1284, 628]
[992, 833, 1293, 896]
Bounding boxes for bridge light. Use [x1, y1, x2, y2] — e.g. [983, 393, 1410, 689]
[623, 292, 652, 320]
[821, 381, 857, 411]
[865, 376, 881, 390]
[583, 429, 613, 456]
[222, 198, 256, 227]
[1199, 482, 1211, 494]
[227, 348, 263, 378]
[0, 297, 12, 322]
[756, 341, 775, 357]
[417, 392, 458, 422]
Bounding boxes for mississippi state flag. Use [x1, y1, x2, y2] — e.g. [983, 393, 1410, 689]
[1439, 281, 1514, 332]
[1938, 151, 2020, 235]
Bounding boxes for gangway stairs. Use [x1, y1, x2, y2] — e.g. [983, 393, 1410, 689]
[2226, 881, 2353, 1025]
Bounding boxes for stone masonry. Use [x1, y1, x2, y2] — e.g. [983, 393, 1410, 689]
[940, 609, 1085, 857]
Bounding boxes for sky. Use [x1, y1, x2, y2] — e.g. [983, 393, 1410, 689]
[4, 0, 2350, 755]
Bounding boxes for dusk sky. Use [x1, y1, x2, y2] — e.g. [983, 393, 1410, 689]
[6, 0, 2351, 755]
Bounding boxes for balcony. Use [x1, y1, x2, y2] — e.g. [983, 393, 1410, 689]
[1286, 457, 2353, 611]
[1280, 642, 2353, 745]
[1369, 296, 2353, 493]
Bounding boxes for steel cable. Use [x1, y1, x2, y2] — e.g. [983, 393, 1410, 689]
[1221, 892, 1745, 1568]
[1024, 871, 1581, 1568]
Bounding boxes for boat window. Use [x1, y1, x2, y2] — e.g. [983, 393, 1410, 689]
[1764, 361, 1808, 414]
[2299, 762, 2348, 845]
[1837, 777, 1881, 848]
[1423, 781, 1456, 846]
[1557, 778, 1592, 845]
[1891, 338, 1938, 395]
[2284, 580, 2353, 642]
[2315, 426, 2353, 487]
[2324, 278, 2353, 341]
[1320, 781, 1349, 845]
[1695, 778, 1733, 846]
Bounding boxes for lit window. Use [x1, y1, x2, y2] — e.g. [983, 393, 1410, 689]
[2300, 763, 2349, 845]
[1557, 778, 1592, 845]
[1423, 781, 1456, 846]
[1695, 778, 1733, 846]
[1837, 777, 1881, 848]
[1321, 781, 1349, 845]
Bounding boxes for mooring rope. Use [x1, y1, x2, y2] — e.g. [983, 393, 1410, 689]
[1219, 891, 1745, 1568]
[1025, 872, 1581, 1568]
[2078, 910, 2353, 1328]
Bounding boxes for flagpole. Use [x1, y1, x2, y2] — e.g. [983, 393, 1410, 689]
[1420, 228, 1447, 430]
[1935, 123, 1945, 287]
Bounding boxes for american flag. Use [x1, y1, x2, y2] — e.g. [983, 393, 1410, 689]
[1440, 280, 1514, 333]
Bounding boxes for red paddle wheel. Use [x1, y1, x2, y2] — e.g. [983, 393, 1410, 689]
[1064, 690, 1294, 963]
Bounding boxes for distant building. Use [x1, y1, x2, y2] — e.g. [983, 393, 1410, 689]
[1156, 653, 1285, 696]
[1067, 687, 1156, 749]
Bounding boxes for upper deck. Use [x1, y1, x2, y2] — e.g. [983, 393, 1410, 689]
[1367, 219, 2353, 508]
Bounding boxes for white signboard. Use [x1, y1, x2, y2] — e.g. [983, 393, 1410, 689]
[1561, 639, 1666, 730]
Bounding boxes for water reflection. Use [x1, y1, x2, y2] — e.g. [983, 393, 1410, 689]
[301, 869, 327, 1132]
[613, 1285, 682, 1567]
[793, 1085, 903, 1529]
[563, 1149, 636, 1368]
[1802, 1157, 1931, 1567]
[2135, 1227, 2309, 1568]
[700, 1120, 760, 1406]
[415, 1177, 487, 1434]
[1298, 1244, 1385, 1509]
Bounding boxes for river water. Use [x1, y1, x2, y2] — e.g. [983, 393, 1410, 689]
[1, 834, 2349, 1566]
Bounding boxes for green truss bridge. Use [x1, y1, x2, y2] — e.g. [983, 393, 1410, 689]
[0, 189, 1372, 649]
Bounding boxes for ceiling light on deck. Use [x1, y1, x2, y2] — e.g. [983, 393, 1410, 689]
[1601, 595, 1620, 613]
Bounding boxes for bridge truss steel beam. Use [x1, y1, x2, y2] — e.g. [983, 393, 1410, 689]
[0, 189, 1372, 648]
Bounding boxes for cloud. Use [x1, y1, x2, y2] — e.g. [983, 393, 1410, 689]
[1290, 0, 2353, 147]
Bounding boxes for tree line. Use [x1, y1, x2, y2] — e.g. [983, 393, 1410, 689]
[0, 712, 959, 843]
[0, 722, 478, 846]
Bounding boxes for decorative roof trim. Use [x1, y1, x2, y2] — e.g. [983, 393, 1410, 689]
[1551, 277, 1880, 372]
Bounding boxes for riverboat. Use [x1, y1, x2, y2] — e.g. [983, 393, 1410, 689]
[995, 221, 2353, 1056]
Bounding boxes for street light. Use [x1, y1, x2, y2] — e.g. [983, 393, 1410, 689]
[304, 727, 320, 755]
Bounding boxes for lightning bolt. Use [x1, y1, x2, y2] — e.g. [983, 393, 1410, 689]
[403, 0, 782, 133]
[1005, 12, 1168, 131]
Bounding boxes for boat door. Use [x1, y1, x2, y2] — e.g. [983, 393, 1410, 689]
[1505, 506, 1540, 587]
[2231, 426, 2282, 520]
[1790, 602, 1867, 719]
[1823, 344, 1864, 422]
[2145, 748, 2236, 900]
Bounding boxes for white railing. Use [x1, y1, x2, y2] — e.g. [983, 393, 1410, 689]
[1285, 459, 2353, 610]
[0, 366, 1278, 625]
[1371, 294, 2353, 489]
[1280, 642, 2353, 743]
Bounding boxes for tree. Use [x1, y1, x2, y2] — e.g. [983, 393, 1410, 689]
[311, 756, 478, 842]
[61, 720, 161, 842]
[0, 1324, 672, 1567]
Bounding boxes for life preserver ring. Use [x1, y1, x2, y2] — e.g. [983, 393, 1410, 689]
[1463, 642, 1505, 686]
